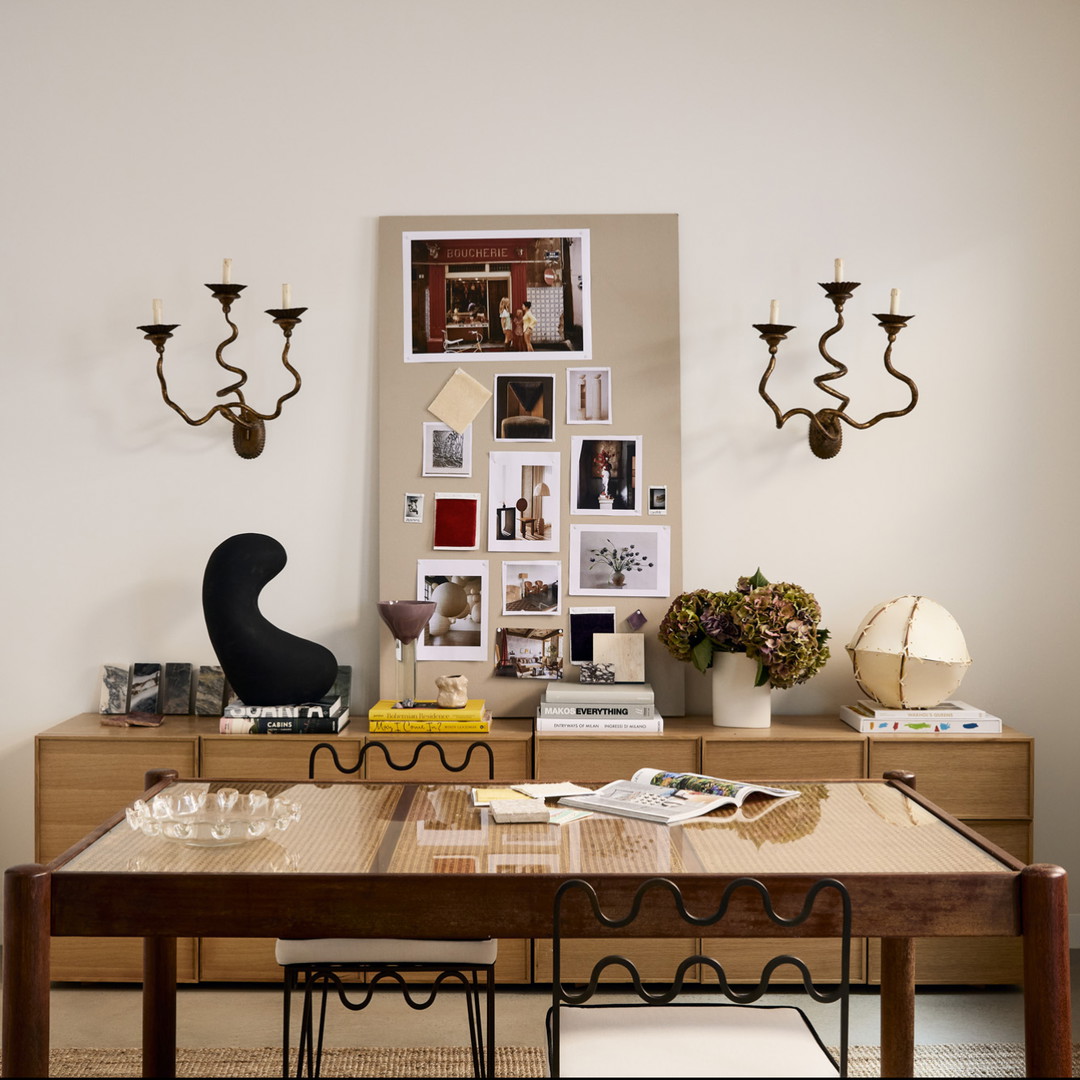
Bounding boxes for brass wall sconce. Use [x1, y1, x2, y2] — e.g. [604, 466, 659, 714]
[752, 260, 917, 459]
[137, 261, 307, 459]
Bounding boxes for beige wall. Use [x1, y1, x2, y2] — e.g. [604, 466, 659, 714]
[2, 0, 1078, 931]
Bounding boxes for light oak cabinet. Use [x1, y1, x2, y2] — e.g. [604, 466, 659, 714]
[35, 713, 1033, 986]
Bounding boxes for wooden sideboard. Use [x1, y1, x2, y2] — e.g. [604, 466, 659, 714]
[35, 713, 1032, 985]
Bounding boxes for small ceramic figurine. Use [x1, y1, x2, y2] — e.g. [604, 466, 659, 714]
[435, 674, 469, 708]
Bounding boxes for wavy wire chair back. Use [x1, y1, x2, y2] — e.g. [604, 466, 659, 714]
[308, 738, 495, 780]
[550, 876, 851, 1078]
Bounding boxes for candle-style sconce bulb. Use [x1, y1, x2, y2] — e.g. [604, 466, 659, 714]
[137, 273, 307, 459]
[753, 275, 917, 459]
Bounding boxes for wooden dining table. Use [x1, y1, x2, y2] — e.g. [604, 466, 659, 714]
[2, 770, 1071, 1078]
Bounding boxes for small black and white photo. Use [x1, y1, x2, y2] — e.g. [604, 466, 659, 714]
[648, 485, 668, 514]
[422, 422, 472, 477]
[403, 492, 424, 523]
[570, 436, 642, 514]
[566, 367, 611, 424]
[494, 373, 555, 442]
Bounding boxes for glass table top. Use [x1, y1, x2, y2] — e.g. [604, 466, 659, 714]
[59, 780, 1013, 878]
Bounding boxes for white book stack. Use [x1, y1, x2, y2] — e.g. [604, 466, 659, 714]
[536, 681, 662, 734]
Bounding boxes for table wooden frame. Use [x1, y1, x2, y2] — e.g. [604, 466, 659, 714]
[2, 771, 1071, 1079]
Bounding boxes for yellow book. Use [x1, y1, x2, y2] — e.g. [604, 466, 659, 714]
[368, 718, 491, 733]
[367, 698, 487, 722]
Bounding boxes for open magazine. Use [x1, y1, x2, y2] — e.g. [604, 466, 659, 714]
[556, 767, 800, 825]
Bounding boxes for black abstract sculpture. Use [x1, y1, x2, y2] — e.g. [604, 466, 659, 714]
[202, 533, 338, 706]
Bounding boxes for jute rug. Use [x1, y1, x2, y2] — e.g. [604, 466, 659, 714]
[12, 1043, 1079, 1077]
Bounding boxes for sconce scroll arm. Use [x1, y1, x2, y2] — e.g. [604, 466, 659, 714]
[825, 317, 918, 432]
[755, 325, 838, 442]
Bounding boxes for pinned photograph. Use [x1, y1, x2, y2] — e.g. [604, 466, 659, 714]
[403, 229, 592, 361]
[422, 422, 472, 477]
[487, 451, 559, 551]
[570, 436, 642, 514]
[416, 560, 488, 661]
[569, 524, 671, 597]
[494, 373, 555, 442]
[648, 485, 668, 514]
[502, 560, 561, 616]
[566, 367, 611, 424]
[403, 493, 424, 523]
[568, 606, 616, 665]
[493, 626, 564, 680]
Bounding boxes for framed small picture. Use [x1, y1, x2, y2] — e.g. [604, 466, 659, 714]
[416, 559, 488, 662]
[422, 422, 472, 477]
[494, 626, 564, 680]
[648, 485, 668, 515]
[570, 436, 642, 514]
[569, 524, 671, 597]
[502, 560, 562, 616]
[494, 373, 555, 442]
[403, 493, 424, 523]
[566, 367, 611, 424]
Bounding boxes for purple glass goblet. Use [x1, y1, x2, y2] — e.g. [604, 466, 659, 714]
[377, 600, 436, 707]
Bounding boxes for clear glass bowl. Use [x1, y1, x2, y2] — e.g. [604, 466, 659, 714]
[125, 788, 301, 847]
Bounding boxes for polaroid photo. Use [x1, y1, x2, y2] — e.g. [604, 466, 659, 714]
[403, 228, 593, 362]
[569, 524, 671, 597]
[403, 492, 424, 523]
[648, 485, 668, 515]
[502, 560, 561, 616]
[568, 606, 617, 665]
[416, 559, 488, 661]
[432, 492, 481, 550]
[566, 367, 611, 424]
[493, 626, 564, 680]
[487, 450, 560, 551]
[422, 422, 472, 477]
[494, 373, 555, 442]
[570, 436, 642, 515]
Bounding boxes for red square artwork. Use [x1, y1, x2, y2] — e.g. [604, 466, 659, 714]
[433, 495, 479, 549]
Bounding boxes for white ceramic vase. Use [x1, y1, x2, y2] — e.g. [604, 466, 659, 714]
[711, 651, 771, 728]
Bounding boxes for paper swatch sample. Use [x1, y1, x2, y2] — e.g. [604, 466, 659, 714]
[428, 367, 492, 433]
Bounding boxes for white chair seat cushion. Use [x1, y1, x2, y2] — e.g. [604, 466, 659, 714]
[551, 1003, 838, 1078]
[275, 937, 498, 966]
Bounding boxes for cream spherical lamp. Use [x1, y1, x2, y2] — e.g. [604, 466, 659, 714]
[846, 596, 972, 708]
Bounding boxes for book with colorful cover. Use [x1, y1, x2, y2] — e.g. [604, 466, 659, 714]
[369, 716, 491, 733]
[853, 699, 988, 720]
[839, 705, 1002, 734]
[368, 698, 487, 722]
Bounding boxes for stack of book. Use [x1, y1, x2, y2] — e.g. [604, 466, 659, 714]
[838, 699, 1002, 734]
[536, 681, 661, 734]
[368, 698, 491, 733]
[218, 692, 350, 735]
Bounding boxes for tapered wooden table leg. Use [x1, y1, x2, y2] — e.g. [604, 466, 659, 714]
[3, 864, 51, 1078]
[879, 937, 915, 1078]
[1021, 864, 1071, 1077]
[143, 936, 177, 1079]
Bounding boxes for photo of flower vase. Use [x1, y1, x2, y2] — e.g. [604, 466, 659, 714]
[711, 651, 771, 728]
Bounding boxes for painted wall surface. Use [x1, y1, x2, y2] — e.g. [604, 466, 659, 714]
[2, 0, 1079, 923]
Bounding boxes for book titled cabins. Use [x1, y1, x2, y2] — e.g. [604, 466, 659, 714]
[219, 691, 350, 734]
[536, 681, 662, 734]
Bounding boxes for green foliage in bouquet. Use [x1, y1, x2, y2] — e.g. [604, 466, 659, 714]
[658, 568, 830, 689]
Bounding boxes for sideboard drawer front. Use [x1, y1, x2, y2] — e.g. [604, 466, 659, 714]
[534, 734, 698, 782]
[702, 740, 865, 783]
[868, 737, 1032, 818]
